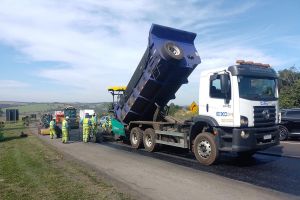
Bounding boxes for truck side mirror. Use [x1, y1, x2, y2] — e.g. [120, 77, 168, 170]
[220, 74, 230, 102]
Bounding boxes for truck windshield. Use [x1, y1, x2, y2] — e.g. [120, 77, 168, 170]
[238, 76, 277, 100]
[65, 109, 76, 118]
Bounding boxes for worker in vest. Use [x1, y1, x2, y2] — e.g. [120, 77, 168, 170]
[108, 116, 112, 128]
[91, 113, 98, 138]
[49, 118, 56, 139]
[82, 113, 92, 142]
[62, 116, 70, 143]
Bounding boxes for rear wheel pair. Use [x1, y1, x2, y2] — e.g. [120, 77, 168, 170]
[130, 127, 158, 152]
[130, 129, 219, 165]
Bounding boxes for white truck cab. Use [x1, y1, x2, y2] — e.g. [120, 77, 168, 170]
[195, 60, 279, 155]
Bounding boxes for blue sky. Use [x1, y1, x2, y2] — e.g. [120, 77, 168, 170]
[0, 0, 299, 104]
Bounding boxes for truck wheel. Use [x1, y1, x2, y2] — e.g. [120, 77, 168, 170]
[193, 132, 219, 165]
[161, 41, 184, 61]
[279, 125, 289, 141]
[130, 127, 143, 149]
[143, 128, 158, 152]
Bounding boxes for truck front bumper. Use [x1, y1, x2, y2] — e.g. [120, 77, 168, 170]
[231, 126, 279, 152]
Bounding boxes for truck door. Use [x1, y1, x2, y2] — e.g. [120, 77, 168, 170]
[207, 74, 234, 127]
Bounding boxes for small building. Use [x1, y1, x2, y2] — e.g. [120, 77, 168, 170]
[30, 114, 37, 119]
[6, 109, 19, 122]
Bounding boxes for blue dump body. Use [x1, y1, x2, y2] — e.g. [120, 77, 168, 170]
[115, 24, 201, 125]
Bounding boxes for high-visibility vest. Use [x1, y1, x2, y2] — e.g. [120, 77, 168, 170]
[91, 116, 97, 125]
[50, 121, 55, 129]
[83, 118, 90, 128]
[62, 120, 68, 130]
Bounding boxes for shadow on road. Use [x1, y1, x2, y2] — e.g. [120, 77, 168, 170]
[259, 144, 285, 157]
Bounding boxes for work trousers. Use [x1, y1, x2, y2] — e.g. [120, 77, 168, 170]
[49, 128, 56, 139]
[83, 127, 90, 143]
[62, 129, 68, 143]
[92, 125, 97, 136]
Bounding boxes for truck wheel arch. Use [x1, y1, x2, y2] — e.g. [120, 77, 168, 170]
[189, 116, 219, 149]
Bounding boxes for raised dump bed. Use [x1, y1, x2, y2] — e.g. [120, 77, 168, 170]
[115, 24, 201, 124]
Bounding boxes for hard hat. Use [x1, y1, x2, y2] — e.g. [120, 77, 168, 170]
[66, 116, 69, 120]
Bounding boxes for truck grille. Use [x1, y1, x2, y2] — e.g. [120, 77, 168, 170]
[253, 106, 276, 127]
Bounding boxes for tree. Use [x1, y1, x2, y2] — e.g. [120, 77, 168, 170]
[278, 66, 300, 90]
[279, 79, 300, 108]
[168, 103, 181, 116]
[278, 66, 300, 108]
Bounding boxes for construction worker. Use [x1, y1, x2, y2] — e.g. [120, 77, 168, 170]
[82, 113, 92, 142]
[101, 116, 112, 133]
[49, 118, 56, 139]
[91, 113, 98, 138]
[62, 116, 70, 143]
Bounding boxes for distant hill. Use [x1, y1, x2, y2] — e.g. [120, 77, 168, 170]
[0, 101, 110, 116]
[0, 101, 28, 108]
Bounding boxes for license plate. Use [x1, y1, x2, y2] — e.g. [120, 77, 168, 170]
[263, 134, 272, 140]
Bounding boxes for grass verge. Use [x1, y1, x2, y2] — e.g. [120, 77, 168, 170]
[0, 122, 130, 200]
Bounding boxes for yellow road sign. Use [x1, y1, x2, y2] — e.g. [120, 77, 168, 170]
[189, 101, 198, 113]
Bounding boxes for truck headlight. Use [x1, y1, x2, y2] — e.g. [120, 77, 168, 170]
[241, 131, 249, 139]
[240, 116, 248, 127]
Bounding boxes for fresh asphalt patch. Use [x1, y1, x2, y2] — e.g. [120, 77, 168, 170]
[99, 141, 300, 197]
[66, 129, 300, 197]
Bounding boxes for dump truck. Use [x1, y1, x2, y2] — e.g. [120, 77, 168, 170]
[106, 24, 280, 165]
[64, 106, 79, 129]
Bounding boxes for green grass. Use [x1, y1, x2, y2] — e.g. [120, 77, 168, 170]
[6, 103, 66, 113]
[173, 109, 197, 121]
[0, 123, 130, 200]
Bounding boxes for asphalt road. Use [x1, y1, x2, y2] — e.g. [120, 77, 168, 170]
[36, 128, 300, 200]
[261, 140, 300, 158]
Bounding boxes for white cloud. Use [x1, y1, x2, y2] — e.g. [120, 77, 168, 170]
[0, 80, 29, 88]
[0, 0, 286, 104]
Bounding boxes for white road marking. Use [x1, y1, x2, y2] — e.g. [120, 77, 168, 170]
[280, 141, 300, 145]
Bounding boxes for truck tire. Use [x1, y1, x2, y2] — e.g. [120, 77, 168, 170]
[193, 132, 219, 165]
[279, 125, 289, 141]
[130, 127, 143, 149]
[143, 128, 158, 152]
[161, 41, 184, 61]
